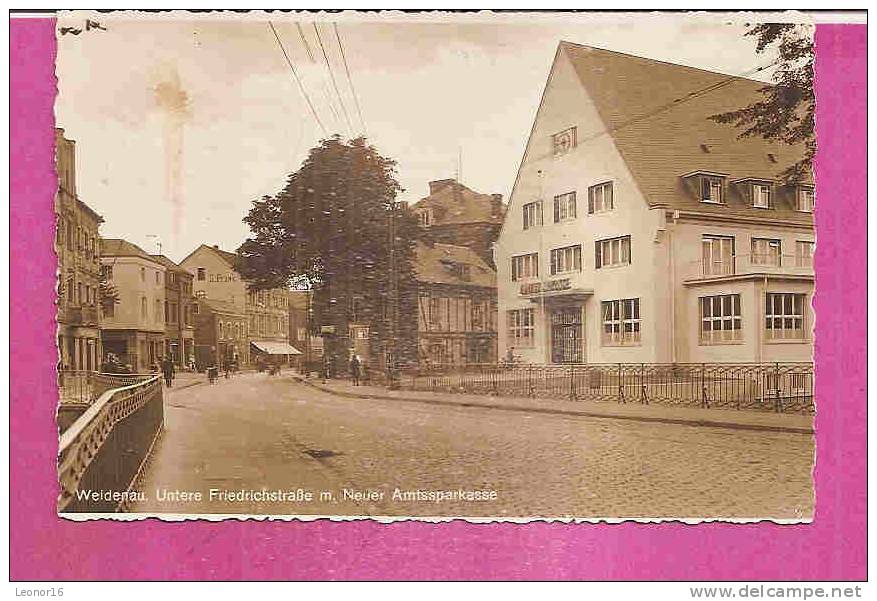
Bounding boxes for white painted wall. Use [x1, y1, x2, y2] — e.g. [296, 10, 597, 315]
[496, 47, 663, 365]
[101, 256, 166, 333]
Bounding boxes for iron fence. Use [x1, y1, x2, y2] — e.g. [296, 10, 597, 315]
[398, 362, 814, 414]
[57, 375, 164, 513]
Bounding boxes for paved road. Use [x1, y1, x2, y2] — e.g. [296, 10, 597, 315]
[134, 372, 814, 519]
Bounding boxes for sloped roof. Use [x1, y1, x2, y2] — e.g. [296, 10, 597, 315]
[150, 254, 190, 275]
[414, 241, 496, 288]
[101, 238, 162, 263]
[196, 297, 245, 317]
[410, 180, 505, 226]
[560, 42, 812, 224]
[179, 244, 239, 269]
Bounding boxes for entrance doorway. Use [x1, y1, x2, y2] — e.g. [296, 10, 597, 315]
[551, 305, 584, 364]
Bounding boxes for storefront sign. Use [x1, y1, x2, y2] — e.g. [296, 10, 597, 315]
[520, 278, 571, 296]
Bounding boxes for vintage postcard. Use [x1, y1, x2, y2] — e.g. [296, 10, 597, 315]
[54, 10, 817, 522]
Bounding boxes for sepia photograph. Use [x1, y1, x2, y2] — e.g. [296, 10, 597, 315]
[54, 10, 816, 521]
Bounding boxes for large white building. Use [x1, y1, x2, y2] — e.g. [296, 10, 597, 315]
[496, 43, 815, 365]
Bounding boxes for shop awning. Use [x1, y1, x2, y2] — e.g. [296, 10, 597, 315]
[250, 341, 303, 355]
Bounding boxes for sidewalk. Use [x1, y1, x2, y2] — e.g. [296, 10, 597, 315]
[291, 375, 814, 434]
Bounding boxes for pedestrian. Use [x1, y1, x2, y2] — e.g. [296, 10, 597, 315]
[350, 354, 361, 386]
[161, 355, 175, 387]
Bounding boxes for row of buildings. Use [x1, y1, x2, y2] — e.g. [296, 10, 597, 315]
[57, 43, 815, 372]
[55, 128, 303, 373]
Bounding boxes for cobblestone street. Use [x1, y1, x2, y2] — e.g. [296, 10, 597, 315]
[134, 372, 814, 520]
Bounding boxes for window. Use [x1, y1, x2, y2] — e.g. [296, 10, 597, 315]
[702, 235, 735, 276]
[511, 253, 539, 281]
[193, 304, 200, 315]
[155, 299, 162, 322]
[751, 238, 782, 267]
[795, 241, 815, 267]
[552, 127, 577, 156]
[700, 176, 725, 204]
[101, 265, 113, 280]
[195, 290, 206, 299]
[417, 209, 432, 227]
[700, 294, 742, 343]
[751, 183, 773, 208]
[141, 297, 147, 318]
[588, 181, 614, 213]
[140, 267, 146, 282]
[197, 268, 206, 281]
[522, 201, 542, 230]
[507, 308, 535, 347]
[601, 298, 641, 345]
[553, 192, 576, 222]
[765, 293, 806, 340]
[595, 236, 631, 269]
[550, 245, 582, 275]
[797, 186, 815, 212]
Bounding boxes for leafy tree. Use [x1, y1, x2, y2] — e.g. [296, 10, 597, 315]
[237, 136, 419, 373]
[711, 23, 814, 182]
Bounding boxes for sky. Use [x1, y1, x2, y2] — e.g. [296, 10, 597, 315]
[56, 11, 788, 263]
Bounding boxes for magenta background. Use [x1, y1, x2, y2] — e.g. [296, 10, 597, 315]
[10, 20, 866, 581]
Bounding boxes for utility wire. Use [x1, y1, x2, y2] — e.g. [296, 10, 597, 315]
[295, 21, 344, 131]
[314, 22, 354, 136]
[268, 21, 327, 136]
[332, 22, 367, 136]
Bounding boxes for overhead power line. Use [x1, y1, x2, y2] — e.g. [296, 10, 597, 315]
[313, 22, 354, 136]
[332, 22, 367, 136]
[268, 21, 327, 136]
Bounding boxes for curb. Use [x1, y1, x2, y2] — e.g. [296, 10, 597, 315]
[292, 376, 814, 435]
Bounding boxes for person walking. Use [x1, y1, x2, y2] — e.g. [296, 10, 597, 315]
[161, 355, 175, 387]
[349, 354, 361, 386]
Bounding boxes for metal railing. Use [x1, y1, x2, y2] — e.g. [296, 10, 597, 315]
[398, 362, 814, 414]
[57, 375, 164, 513]
[683, 253, 814, 282]
[58, 370, 156, 406]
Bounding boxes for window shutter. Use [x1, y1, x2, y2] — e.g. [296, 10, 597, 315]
[550, 251, 556, 276]
[553, 198, 560, 223]
[588, 189, 594, 214]
[595, 241, 602, 269]
[511, 258, 518, 282]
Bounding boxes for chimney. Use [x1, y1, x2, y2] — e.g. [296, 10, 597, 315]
[428, 179, 456, 195]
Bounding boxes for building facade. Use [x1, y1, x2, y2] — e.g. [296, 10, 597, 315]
[411, 178, 505, 266]
[55, 129, 104, 372]
[415, 241, 498, 366]
[151, 255, 196, 368]
[180, 244, 291, 365]
[192, 298, 248, 369]
[496, 43, 814, 365]
[100, 239, 167, 371]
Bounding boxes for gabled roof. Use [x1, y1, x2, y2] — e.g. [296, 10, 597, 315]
[101, 238, 163, 265]
[557, 42, 813, 223]
[414, 241, 496, 288]
[410, 179, 505, 226]
[179, 244, 239, 269]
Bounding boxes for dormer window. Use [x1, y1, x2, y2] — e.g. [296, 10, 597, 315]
[731, 177, 775, 208]
[701, 177, 725, 204]
[797, 185, 815, 212]
[552, 127, 577, 156]
[683, 171, 728, 204]
[752, 184, 773, 209]
[417, 209, 433, 227]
